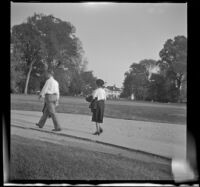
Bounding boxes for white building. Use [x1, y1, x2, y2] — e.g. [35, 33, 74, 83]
[105, 85, 122, 99]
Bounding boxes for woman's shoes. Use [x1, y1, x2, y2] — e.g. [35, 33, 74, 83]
[99, 127, 103, 134]
[93, 131, 100, 135]
[93, 128, 103, 136]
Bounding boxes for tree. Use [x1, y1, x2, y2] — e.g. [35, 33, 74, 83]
[27, 14, 85, 93]
[121, 59, 161, 100]
[158, 35, 187, 102]
[147, 73, 169, 102]
[11, 13, 86, 94]
[11, 45, 26, 93]
[139, 59, 159, 79]
[68, 70, 83, 96]
[121, 63, 149, 100]
[80, 71, 97, 96]
[11, 22, 47, 94]
[179, 74, 187, 102]
[54, 67, 71, 95]
[27, 13, 84, 72]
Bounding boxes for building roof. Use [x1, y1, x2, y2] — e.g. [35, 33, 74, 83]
[106, 85, 121, 92]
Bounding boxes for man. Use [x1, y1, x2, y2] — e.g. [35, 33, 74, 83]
[36, 70, 62, 131]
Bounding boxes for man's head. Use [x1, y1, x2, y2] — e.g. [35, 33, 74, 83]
[45, 70, 54, 79]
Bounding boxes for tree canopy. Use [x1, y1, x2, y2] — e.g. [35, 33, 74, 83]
[158, 35, 187, 102]
[11, 15, 187, 103]
[11, 13, 96, 95]
[121, 35, 187, 103]
[121, 61, 150, 100]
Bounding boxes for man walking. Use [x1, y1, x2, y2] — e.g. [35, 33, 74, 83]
[36, 70, 62, 131]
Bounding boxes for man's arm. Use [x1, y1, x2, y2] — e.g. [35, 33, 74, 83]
[39, 80, 49, 99]
[57, 84, 60, 100]
[55, 83, 60, 106]
[56, 92, 60, 106]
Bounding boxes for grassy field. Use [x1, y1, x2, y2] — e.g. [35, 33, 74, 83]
[10, 135, 172, 181]
[11, 94, 186, 124]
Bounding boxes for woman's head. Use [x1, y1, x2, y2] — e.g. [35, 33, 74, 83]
[96, 79, 104, 87]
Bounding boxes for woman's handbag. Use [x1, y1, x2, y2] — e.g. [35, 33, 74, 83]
[86, 95, 97, 112]
[85, 95, 93, 102]
[89, 98, 98, 112]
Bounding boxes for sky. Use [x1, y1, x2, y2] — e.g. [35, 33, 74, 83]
[11, 2, 187, 87]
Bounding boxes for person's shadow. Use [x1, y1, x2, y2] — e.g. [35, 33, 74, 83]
[13, 114, 92, 135]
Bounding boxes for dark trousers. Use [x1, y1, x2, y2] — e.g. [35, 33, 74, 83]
[38, 94, 61, 129]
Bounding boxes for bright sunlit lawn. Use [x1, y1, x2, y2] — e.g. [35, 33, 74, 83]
[11, 94, 186, 124]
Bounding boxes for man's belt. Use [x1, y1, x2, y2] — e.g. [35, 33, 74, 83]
[45, 93, 57, 95]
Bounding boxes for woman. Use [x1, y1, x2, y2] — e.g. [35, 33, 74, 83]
[90, 79, 106, 135]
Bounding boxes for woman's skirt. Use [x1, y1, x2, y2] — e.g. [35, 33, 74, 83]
[92, 100, 105, 123]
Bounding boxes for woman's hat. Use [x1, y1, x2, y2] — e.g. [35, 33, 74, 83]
[96, 79, 104, 87]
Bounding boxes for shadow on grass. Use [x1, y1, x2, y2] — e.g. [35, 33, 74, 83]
[10, 135, 173, 181]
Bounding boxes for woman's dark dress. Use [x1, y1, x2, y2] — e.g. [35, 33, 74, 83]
[86, 95, 105, 123]
[91, 100, 105, 123]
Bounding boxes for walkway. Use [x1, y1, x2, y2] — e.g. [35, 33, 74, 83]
[11, 110, 186, 159]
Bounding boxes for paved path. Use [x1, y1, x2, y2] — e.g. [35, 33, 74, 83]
[11, 110, 186, 159]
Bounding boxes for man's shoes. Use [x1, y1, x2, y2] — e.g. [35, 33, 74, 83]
[36, 123, 42, 128]
[52, 128, 62, 132]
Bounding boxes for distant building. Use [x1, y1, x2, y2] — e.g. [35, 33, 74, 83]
[105, 85, 122, 99]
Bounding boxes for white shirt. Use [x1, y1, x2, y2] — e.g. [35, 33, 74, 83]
[92, 88, 106, 101]
[40, 76, 60, 100]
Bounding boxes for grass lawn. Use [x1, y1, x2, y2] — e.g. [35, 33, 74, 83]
[10, 135, 173, 181]
[11, 94, 186, 124]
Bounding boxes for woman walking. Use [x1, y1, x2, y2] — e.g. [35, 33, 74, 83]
[90, 79, 106, 135]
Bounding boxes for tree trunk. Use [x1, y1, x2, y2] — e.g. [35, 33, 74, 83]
[176, 74, 183, 102]
[24, 61, 34, 94]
